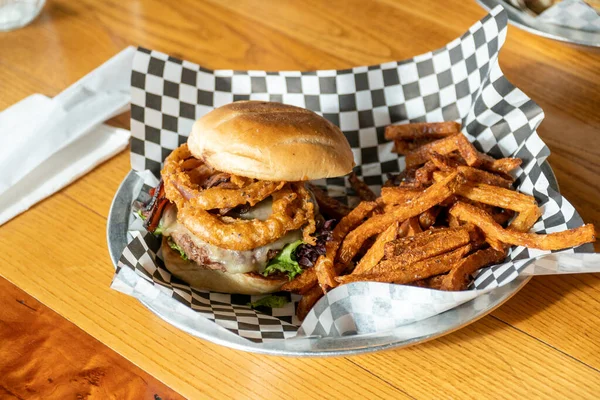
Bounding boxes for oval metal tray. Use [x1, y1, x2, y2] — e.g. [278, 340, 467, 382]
[106, 163, 558, 356]
[477, 0, 600, 47]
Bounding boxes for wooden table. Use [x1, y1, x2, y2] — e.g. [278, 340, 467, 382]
[1, 0, 599, 398]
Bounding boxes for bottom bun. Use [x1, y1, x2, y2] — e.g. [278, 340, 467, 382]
[161, 238, 287, 295]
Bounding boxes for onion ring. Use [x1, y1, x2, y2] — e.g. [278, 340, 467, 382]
[293, 183, 317, 245]
[162, 144, 285, 210]
[177, 184, 313, 251]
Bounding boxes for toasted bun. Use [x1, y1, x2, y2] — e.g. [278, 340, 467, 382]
[161, 238, 287, 295]
[187, 101, 354, 181]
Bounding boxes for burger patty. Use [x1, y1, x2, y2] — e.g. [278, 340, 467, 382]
[160, 202, 305, 274]
[170, 231, 227, 272]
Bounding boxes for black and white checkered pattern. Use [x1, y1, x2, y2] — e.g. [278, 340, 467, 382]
[298, 281, 485, 337]
[538, 0, 600, 32]
[113, 6, 594, 342]
[116, 231, 300, 342]
[128, 7, 515, 203]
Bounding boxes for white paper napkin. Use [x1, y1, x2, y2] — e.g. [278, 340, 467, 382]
[0, 47, 136, 226]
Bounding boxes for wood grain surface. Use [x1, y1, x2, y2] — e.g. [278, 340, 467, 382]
[0, 0, 598, 399]
[0, 278, 183, 400]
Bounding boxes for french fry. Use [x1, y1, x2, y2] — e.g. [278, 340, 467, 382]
[411, 274, 446, 290]
[440, 247, 507, 291]
[454, 134, 482, 166]
[337, 171, 466, 265]
[380, 186, 422, 205]
[485, 237, 507, 252]
[509, 207, 541, 232]
[434, 168, 513, 191]
[353, 221, 399, 275]
[314, 201, 379, 291]
[281, 268, 317, 293]
[408, 279, 429, 288]
[425, 274, 446, 290]
[492, 208, 516, 227]
[348, 172, 377, 201]
[385, 121, 460, 141]
[456, 166, 513, 188]
[393, 139, 434, 155]
[291, 119, 596, 320]
[480, 156, 522, 175]
[445, 179, 540, 233]
[455, 182, 538, 213]
[448, 213, 461, 228]
[335, 245, 471, 285]
[429, 152, 465, 171]
[296, 284, 324, 321]
[381, 227, 472, 269]
[314, 257, 336, 292]
[418, 207, 440, 229]
[338, 172, 464, 264]
[406, 133, 521, 174]
[307, 184, 351, 220]
[449, 202, 597, 250]
[283, 200, 376, 292]
[397, 219, 410, 238]
[439, 194, 459, 207]
[432, 170, 451, 180]
[415, 161, 438, 185]
[406, 217, 422, 236]
[407, 133, 481, 167]
[405, 134, 463, 167]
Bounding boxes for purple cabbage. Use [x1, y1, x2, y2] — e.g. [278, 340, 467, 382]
[296, 219, 336, 268]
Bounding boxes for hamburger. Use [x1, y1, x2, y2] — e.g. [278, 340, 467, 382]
[142, 101, 354, 295]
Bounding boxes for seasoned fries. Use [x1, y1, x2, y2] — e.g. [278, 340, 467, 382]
[440, 247, 507, 291]
[385, 121, 461, 140]
[383, 227, 472, 260]
[406, 217, 423, 236]
[336, 245, 471, 285]
[353, 222, 399, 275]
[456, 166, 513, 188]
[284, 121, 597, 320]
[452, 181, 542, 232]
[380, 186, 421, 205]
[405, 133, 476, 167]
[348, 172, 377, 201]
[449, 202, 596, 250]
[308, 184, 351, 220]
[338, 171, 465, 265]
[405, 132, 521, 175]
[418, 207, 439, 230]
[314, 201, 378, 291]
[387, 122, 460, 155]
[509, 208, 541, 233]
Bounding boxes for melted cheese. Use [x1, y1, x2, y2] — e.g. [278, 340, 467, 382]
[161, 205, 301, 274]
[233, 198, 273, 221]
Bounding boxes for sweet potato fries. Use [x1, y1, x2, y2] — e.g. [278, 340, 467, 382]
[284, 121, 596, 319]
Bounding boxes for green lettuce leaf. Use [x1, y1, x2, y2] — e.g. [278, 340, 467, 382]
[136, 209, 146, 220]
[247, 295, 288, 309]
[153, 224, 164, 236]
[263, 240, 304, 280]
[138, 209, 165, 236]
[168, 237, 188, 261]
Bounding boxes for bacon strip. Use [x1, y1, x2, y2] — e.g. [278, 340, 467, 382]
[144, 180, 168, 233]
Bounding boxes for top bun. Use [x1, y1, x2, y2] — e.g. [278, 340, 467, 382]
[187, 101, 355, 181]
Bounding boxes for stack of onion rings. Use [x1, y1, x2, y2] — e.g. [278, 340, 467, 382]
[162, 144, 317, 251]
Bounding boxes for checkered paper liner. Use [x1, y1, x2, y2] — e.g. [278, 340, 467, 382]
[111, 6, 598, 343]
[538, 0, 600, 32]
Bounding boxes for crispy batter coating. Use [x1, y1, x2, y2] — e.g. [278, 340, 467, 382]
[161, 144, 317, 251]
